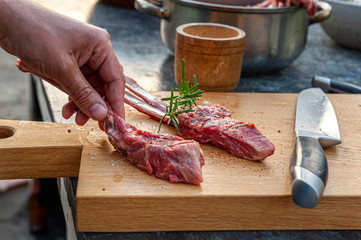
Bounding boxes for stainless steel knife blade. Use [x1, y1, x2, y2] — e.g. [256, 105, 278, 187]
[295, 87, 341, 147]
[290, 88, 341, 209]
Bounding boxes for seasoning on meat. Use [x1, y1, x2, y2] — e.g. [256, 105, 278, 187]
[177, 105, 275, 161]
[124, 77, 275, 161]
[103, 104, 205, 185]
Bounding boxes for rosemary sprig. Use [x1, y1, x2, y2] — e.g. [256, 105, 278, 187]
[158, 60, 204, 133]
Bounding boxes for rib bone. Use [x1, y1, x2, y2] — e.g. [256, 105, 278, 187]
[124, 77, 275, 161]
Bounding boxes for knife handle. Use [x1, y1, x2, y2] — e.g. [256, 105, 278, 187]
[289, 136, 328, 209]
[312, 75, 361, 93]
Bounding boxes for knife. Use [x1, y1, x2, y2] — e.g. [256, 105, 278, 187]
[312, 75, 361, 93]
[290, 88, 341, 209]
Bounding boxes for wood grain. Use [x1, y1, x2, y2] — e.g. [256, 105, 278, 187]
[1, 92, 361, 231]
[0, 120, 98, 179]
[77, 92, 361, 232]
[175, 23, 245, 92]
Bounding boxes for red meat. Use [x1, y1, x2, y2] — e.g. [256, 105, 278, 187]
[103, 106, 205, 184]
[177, 105, 275, 161]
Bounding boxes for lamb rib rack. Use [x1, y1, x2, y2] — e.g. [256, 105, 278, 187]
[124, 77, 275, 161]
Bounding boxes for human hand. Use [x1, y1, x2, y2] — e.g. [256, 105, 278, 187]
[0, 0, 125, 125]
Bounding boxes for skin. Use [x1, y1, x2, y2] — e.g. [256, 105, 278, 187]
[0, 0, 125, 126]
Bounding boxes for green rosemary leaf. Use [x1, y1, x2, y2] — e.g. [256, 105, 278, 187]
[158, 59, 203, 133]
[175, 109, 194, 114]
[168, 89, 174, 111]
[190, 84, 199, 92]
[173, 116, 179, 125]
[167, 117, 172, 126]
[161, 97, 173, 101]
[158, 114, 167, 132]
[173, 118, 181, 133]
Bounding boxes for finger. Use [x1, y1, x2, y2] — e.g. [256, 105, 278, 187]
[63, 104, 90, 126]
[85, 71, 106, 97]
[98, 53, 125, 119]
[16, 59, 31, 72]
[18, 59, 96, 125]
[85, 35, 125, 119]
[80, 64, 106, 99]
[80, 64, 95, 78]
[62, 100, 78, 119]
[61, 61, 107, 122]
[17, 59, 63, 90]
[98, 121, 105, 131]
[75, 110, 90, 126]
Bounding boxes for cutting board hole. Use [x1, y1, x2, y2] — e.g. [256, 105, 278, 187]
[0, 126, 15, 139]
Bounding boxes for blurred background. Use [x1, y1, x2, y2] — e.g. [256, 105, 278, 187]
[0, 51, 66, 240]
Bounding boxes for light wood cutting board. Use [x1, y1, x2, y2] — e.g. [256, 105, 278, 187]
[1, 92, 361, 232]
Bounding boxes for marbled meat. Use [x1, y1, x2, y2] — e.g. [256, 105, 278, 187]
[103, 106, 205, 184]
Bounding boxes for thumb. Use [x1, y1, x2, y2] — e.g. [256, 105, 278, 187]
[62, 67, 107, 121]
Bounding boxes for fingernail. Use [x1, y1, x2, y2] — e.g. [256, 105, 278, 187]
[89, 104, 107, 120]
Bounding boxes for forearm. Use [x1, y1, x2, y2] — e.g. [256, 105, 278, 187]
[0, 0, 13, 37]
[0, 0, 125, 123]
[0, 0, 77, 57]
[0, 0, 32, 55]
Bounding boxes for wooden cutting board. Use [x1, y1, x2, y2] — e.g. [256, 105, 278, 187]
[1, 92, 361, 232]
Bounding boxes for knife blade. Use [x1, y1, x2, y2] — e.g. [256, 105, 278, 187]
[290, 88, 341, 209]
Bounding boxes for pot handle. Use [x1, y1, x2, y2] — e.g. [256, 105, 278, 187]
[309, 1, 331, 24]
[135, 0, 170, 19]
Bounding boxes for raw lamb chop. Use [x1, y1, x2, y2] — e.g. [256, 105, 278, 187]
[103, 104, 205, 185]
[124, 77, 275, 161]
[177, 105, 275, 161]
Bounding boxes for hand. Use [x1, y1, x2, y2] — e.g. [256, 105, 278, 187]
[0, 0, 125, 125]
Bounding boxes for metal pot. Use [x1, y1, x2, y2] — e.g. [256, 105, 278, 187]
[321, 0, 361, 51]
[135, 0, 331, 73]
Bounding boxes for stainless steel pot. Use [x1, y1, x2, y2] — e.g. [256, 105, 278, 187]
[321, 0, 361, 51]
[135, 0, 331, 73]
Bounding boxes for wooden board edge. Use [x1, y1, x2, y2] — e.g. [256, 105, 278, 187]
[76, 195, 361, 232]
[0, 146, 82, 179]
